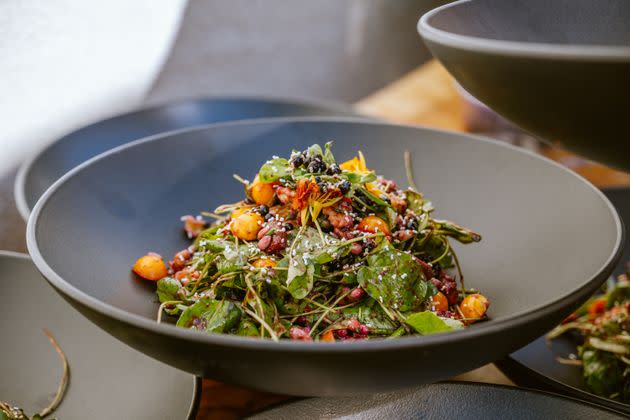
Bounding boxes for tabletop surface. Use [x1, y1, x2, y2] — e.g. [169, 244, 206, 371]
[5, 59, 630, 419]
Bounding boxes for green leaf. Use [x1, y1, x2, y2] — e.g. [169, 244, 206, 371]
[434, 219, 481, 244]
[406, 311, 464, 335]
[176, 297, 241, 333]
[197, 238, 229, 253]
[358, 245, 433, 311]
[156, 277, 183, 303]
[287, 263, 315, 300]
[259, 157, 290, 183]
[286, 228, 345, 299]
[406, 190, 425, 215]
[341, 300, 398, 335]
[217, 243, 253, 274]
[323, 141, 336, 165]
[580, 347, 624, 398]
[236, 318, 260, 337]
[341, 171, 377, 184]
[383, 207, 399, 230]
[193, 225, 221, 247]
[607, 282, 630, 309]
[306, 144, 324, 158]
[359, 186, 389, 207]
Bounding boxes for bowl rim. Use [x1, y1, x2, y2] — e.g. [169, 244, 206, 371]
[418, 0, 630, 61]
[14, 94, 359, 222]
[26, 116, 624, 353]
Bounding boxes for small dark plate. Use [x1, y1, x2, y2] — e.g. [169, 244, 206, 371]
[250, 382, 626, 419]
[497, 187, 630, 415]
[0, 252, 199, 419]
[15, 96, 358, 219]
[26, 118, 623, 396]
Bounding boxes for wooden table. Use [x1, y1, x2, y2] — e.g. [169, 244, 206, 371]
[3, 59, 630, 419]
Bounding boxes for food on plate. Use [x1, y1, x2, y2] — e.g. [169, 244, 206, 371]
[133, 143, 487, 341]
[548, 263, 630, 401]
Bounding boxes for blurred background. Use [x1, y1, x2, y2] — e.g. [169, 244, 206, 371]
[1, 0, 445, 177]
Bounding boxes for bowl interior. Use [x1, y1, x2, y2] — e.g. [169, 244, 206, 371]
[29, 119, 621, 334]
[426, 0, 630, 47]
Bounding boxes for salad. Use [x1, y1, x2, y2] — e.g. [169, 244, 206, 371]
[132, 143, 489, 341]
[548, 264, 630, 401]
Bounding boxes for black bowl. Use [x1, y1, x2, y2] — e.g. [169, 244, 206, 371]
[418, 0, 630, 171]
[15, 96, 358, 219]
[252, 382, 627, 419]
[27, 118, 623, 396]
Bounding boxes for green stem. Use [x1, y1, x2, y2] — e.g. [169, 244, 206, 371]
[429, 236, 450, 265]
[404, 150, 420, 192]
[242, 306, 279, 341]
[387, 326, 406, 339]
[310, 289, 352, 336]
[157, 300, 183, 323]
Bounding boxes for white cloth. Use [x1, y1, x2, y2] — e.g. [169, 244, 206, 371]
[0, 0, 186, 177]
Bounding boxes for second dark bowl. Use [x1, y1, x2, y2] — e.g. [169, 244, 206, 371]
[419, 0, 630, 171]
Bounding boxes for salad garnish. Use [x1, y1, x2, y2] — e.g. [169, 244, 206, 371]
[548, 263, 630, 401]
[132, 142, 488, 341]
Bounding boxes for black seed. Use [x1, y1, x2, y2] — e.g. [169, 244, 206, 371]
[326, 164, 341, 175]
[244, 197, 255, 204]
[283, 223, 294, 231]
[256, 205, 269, 216]
[289, 153, 305, 168]
[307, 159, 326, 173]
[264, 213, 274, 221]
[339, 180, 351, 194]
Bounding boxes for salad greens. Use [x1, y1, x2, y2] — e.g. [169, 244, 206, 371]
[548, 265, 630, 402]
[133, 142, 489, 341]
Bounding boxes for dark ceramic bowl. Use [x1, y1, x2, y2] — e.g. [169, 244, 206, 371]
[15, 96, 358, 220]
[27, 118, 623, 396]
[418, 0, 630, 171]
[251, 382, 627, 419]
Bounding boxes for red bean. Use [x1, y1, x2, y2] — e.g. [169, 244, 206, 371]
[258, 235, 272, 251]
[289, 326, 312, 341]
[348, 287, 365, 302]
[344, 318, 361, 332]
[335, 329, 349, 339]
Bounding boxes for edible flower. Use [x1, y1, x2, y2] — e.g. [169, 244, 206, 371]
[294, 177, 342, 225]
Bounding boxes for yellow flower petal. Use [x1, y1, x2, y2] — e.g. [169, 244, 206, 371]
[366, 182, 383, 197]
[340, 156, 361, 172]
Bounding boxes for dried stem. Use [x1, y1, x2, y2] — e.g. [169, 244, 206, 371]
[39, 329, 70, 418]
